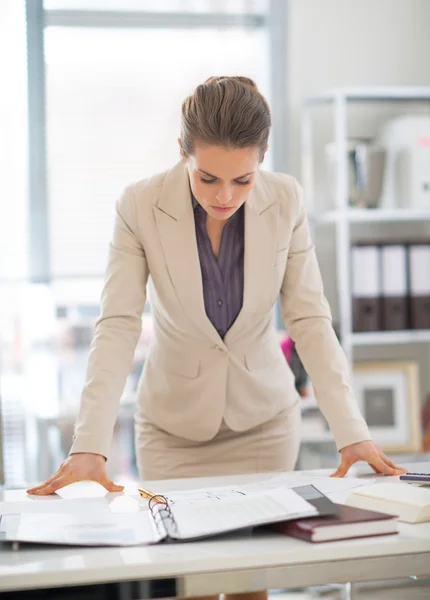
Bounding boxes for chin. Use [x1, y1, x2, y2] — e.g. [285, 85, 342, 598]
[208, 207, 237, 220]
[211, 212, 232, 221]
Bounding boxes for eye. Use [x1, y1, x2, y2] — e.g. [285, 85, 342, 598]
[235, 179, 251, 186]
[200, 177, 217, 184]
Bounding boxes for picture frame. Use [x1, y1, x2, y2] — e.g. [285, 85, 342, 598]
[353, 361, 422, 453]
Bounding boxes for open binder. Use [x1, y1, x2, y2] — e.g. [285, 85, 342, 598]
[2, 485, 338, 548]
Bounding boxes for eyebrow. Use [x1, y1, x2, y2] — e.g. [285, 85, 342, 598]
[197, 169, 255, 180]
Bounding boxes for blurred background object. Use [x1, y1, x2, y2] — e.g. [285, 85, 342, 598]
[377, 115, 430, 210]
[325, 138, 386, 209]
[1, 0, 430, 488]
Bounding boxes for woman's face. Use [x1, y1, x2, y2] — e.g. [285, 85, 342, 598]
[184, 143, 262, 221]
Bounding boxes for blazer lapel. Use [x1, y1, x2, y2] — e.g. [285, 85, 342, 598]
[225, 172, 279, 343]
[154, 161, 223, 347]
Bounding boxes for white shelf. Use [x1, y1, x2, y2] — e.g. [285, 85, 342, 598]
[304, 86, 430, 105]
[310, 208, 430, 225]
[351, 330, 430, 346]
[301, 86, 430, 364]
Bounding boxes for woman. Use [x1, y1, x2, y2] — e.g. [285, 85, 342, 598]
[29, 76, 406, 495]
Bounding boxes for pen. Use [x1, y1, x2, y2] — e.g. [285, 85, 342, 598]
[138, 487, 167, 504]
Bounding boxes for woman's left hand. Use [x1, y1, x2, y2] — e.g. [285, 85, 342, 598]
[331, 440, 408, 477]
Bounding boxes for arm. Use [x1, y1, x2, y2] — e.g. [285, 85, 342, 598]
[69, 184, 149, 458]
[280, 180, 371, 451]
[281, 181, 406, 476]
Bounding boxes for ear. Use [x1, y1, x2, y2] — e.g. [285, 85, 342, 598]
[178, 138, 187, 160]
[260, 145, 269, 163]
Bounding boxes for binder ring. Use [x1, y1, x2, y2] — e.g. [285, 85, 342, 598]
[148, 494, 168, 509]
[148, 494, 178, 537]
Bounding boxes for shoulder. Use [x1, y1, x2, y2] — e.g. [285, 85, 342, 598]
[113, 173, 166, 230]
[121, 169, 169, 211]
[259, 170, 303, 217]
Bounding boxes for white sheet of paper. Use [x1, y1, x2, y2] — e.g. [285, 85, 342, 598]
[164, 475, 374, 507]
[0, 495, 144, 516]
[166, 486, 246, 505]
[170, 487, 317, 540]
[241, 474, 376, 496]
[5, 511, 163, 546]
[0, 498, 113, 516]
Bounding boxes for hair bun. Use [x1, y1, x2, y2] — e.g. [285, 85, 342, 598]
[181, 75, 270, 162]
[204, 76, 258, 91]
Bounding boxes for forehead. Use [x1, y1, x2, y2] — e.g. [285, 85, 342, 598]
[191, 144, 259, 179]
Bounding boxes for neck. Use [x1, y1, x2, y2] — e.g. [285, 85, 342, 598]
[206, 214, 227, 232]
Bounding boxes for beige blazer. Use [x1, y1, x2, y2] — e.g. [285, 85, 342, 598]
[70, 160, 371, 459]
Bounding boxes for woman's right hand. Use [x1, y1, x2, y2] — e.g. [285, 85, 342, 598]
[26, 453, 125, 496]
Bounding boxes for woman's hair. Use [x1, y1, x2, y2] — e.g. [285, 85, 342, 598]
[180, 76, 271, 162]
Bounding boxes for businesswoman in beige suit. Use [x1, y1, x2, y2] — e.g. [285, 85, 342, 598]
[29, 76, 405, 495]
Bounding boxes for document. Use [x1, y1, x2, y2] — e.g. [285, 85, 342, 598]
[170, 488, 317, 540]
[5, 511, 163, 546]
[163, 475, 375, 506]
[245, 473, 376, 495]
[0, 494, 143, 516]
[3, 486, 319, 547]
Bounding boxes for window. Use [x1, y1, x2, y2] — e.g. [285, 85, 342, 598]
[45, 25, 270, 278]
[0, 0, 28, 282]
[44, 1, 268, 14]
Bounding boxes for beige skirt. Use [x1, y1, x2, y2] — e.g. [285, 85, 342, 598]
[135, 402, 301, 481]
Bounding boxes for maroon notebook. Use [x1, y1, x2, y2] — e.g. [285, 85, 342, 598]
[269, 503, 398, 543]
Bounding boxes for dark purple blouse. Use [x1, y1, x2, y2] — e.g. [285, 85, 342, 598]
[192, 197, 244, 339]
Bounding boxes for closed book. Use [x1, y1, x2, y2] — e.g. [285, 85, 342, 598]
[345, 483, 430, 523]
[269, 503, 397, 543]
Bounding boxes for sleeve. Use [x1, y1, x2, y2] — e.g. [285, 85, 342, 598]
[69, 185, 149, 458]
[280, 179, 372, 451]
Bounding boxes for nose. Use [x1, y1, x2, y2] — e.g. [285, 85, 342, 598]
[216, 188, 233, 205]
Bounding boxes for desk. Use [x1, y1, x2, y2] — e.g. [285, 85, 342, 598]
[1, 463, 430, 599]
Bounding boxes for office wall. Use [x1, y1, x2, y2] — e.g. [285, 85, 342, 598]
[288, 0, 430, 177]
[286, 0, 430, 407]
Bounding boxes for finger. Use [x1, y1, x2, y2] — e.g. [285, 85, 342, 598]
[27, 477, 68, 495]
[369, 455, 400, 476]
[97, 473, 124, 493]
[27, 470, 63, 494]
[27, 480, 59, 494]
[379, 454, 408, 473]
[28, 480, 61, 496]
[330, 457, 354, 478]
[330, 468, 343, 478]
[28, 473, 76, 495]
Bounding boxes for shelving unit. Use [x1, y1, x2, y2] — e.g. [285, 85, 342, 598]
[310, 208, 430, 225]
[351, 330, 430, 346]
[301, 86, 430, 365]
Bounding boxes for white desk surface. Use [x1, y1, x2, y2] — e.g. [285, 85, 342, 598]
[1, 462, 429, 596]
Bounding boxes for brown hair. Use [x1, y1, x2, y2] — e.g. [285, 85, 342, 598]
[180, 76, 271, 162]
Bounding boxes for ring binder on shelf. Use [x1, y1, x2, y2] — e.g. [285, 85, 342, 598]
[380, 243, 408, 331]
[408, 242, 430, 329]
[352, 243, 382, 332]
